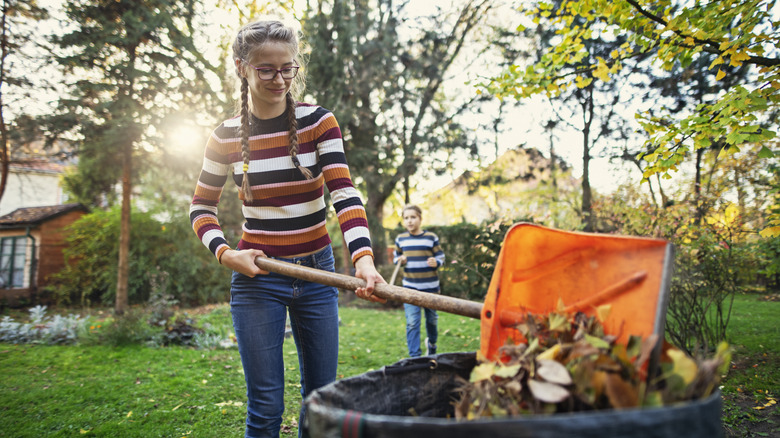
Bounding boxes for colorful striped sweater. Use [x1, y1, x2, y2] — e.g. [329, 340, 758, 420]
[393, 231, 445, 293]
[189, 103, 373, 264]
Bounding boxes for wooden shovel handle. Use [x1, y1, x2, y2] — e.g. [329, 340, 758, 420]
[389, 261, 402, 285]
[254, 256, 482, 320]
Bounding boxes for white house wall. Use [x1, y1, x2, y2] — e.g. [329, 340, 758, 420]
[0, 168, 65, 216]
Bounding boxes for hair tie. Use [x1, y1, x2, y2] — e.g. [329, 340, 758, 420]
[243, 163, 249, 173]
[291, 156, 301, 167]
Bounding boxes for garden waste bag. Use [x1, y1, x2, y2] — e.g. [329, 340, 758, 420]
[303, 352, 722, 438]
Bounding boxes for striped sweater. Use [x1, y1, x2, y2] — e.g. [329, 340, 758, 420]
[393, 231, 445, 293]
[189, 103, 373, 264]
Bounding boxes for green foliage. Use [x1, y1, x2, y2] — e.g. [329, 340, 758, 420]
[590, 189, 770, 354]
[303, 0, 493, 262]
[49, 205, 231, 307]
[487, 0, 780, 236]
[387, 219, 516, 301]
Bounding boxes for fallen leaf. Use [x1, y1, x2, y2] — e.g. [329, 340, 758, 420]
[537, 344, 561, 361]
[494, 364, 522, 379]
[667, 349, 698, 385]
[528, 379, 569, 403]
[470, 363, 496, 382]
[536, 359, 572, 385]
[605, 373, 639, 408]
[595, 305, 611, 322]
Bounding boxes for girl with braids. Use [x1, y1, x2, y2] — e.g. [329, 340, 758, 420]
[189, 17, 385, 438]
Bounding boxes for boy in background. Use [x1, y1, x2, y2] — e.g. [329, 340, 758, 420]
[393, 205, 445, 357]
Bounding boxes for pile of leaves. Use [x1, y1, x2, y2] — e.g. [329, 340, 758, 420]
[454, 308, 731, 420]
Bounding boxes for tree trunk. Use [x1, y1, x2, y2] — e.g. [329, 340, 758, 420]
[694, 148, 704, 224]
[0, 3, 8, 204]
[365, 194, 388, 265]
[581, 88, 594, 232]
[341, 234, 351, 275]
[115, 141, 132, 315]
[0, 102, 7, 204]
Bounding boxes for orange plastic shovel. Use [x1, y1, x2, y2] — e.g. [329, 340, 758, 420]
[253, 223, 674, 364]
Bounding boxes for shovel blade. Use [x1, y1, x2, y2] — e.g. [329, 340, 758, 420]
[480, 223, 673, 363]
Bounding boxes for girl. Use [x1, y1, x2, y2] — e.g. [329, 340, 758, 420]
[189, 18, 384, 438]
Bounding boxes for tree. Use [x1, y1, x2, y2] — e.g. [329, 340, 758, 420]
[46, 0, 217, 314]
[0, 0, 47, 204]
[303, 0, 494, 264]
[488, 0, 780, 235]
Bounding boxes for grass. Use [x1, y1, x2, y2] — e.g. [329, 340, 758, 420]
[0, 293, 775, 437]
[0, 305, 480, 437]
[720, 294, 780, 438]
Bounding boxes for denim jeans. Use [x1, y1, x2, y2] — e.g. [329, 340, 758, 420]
[230, 245, 339, 438]
[404, 302, 438, 357]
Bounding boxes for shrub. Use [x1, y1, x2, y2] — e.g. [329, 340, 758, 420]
[49, 205, 231, 307]
[387, 219, 518, 301]
[0, 305, 90, 344]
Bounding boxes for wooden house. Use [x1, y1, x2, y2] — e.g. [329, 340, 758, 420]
[0, 203, 88, 306]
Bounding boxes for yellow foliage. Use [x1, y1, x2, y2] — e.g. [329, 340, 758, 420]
[593, 59, 611, 82]
[759, 226, 780, 238]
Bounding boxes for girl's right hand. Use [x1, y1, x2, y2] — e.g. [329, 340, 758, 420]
[220, 249, 269, 277]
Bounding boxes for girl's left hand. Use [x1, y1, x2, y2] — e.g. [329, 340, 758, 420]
[354, 255, 387, 303]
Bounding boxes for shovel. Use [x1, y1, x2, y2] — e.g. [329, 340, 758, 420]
[254, 223, 674, 364]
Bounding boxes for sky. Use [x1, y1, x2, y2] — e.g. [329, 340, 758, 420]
[25, 0, 646, 202]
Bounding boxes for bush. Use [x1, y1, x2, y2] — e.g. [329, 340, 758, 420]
[49, 205, 231, 307]
[591, 192, 766, 354]
[387, 219, 518, 302]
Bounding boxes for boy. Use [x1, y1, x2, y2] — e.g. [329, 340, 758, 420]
[393, 205, 445, 357]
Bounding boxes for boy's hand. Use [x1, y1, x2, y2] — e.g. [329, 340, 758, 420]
[397, 255, 407, 265]
[427, 257, 438, 268]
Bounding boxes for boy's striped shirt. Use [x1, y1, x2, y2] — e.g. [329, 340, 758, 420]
[393, 231, 445, 293]
[189, 103, 373, 264]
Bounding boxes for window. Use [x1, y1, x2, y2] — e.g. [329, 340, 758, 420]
[0, 236, 27, 288]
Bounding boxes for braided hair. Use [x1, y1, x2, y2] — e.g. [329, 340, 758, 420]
[232, 19, 311, 201]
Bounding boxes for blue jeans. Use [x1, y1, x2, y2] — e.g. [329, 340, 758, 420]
[230, 245, 339, 438]
[404, 302, 438, 357]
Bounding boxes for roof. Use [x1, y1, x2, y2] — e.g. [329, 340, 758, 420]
[9, 160, 66, 174]
[0, 204, 89, 229]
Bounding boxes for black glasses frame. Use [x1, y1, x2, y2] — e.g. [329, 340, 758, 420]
[244, 60, 299, 81]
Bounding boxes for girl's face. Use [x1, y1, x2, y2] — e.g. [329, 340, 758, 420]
[239, 41, 296, 119]
[402, 210, 422, 234]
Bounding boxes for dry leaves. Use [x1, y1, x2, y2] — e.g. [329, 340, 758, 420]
[454, 310, 731, 420]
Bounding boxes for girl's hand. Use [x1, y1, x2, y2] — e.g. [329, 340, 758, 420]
[397, 255, 408, 265]
[220, 249, 269, 277]
[353, 255, 387, 303]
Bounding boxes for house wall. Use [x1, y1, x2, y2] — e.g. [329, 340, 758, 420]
[0, 167, 66, 216]
[37, 210, 84, 288]
[0, 209, 84, 306]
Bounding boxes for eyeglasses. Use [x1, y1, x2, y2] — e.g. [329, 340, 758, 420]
[244, 60, 299, 81]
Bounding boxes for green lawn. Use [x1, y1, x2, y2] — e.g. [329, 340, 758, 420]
[0, 294, 775, 437]
[0, 307, 480, 437]
[720, 294, 780, 438]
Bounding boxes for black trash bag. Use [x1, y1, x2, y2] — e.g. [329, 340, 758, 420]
[304, 352, 722, 438]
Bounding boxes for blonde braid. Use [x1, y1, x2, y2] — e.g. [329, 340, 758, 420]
[240, 77, 254, 201]
[287, 92, 313, 179]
